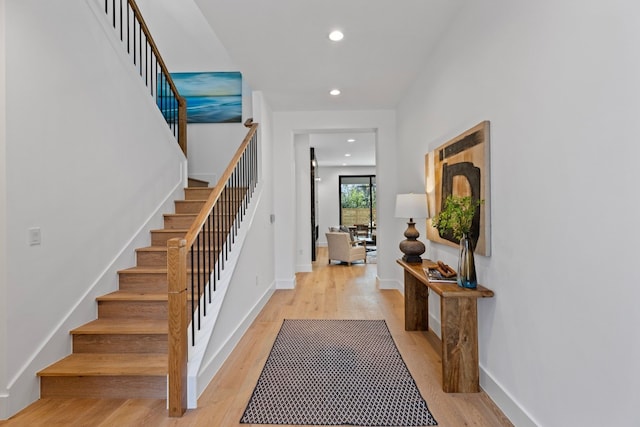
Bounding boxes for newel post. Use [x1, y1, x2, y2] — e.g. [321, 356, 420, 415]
[178, 97, 188, 157]
[168, 238, 188, 417]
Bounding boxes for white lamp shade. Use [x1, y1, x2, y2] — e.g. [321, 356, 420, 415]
[395, 193, 428, 219]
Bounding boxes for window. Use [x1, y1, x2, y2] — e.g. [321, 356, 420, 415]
[339, 175, 376, 227]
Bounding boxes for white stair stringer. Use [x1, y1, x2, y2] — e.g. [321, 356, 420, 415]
[185, 182, 265, 409]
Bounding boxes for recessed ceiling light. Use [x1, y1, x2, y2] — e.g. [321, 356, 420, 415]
[347, 138, 356, 143]
[329, 30, 344, 42]
[344, 153, 351, 157]
[342, 163, 347, 166]
[329, 89, 341, 96]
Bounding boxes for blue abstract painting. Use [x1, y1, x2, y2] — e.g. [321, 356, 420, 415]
[158, 72, 242, 123]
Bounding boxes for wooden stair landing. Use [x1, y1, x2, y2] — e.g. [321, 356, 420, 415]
[37, 185, 245, 400]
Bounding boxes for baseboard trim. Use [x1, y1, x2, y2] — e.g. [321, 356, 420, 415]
[194, 283, 276, 406]
[296, 263, 313, 273]
[424, 329, 442, 355]
[3, 172, 186, 419]
[0, 393, 9, 420]
[479, 367, 539, 427]
[276, 277, 296, 289]
[421, 323, 536, 427]
[377, 278, 400, 290]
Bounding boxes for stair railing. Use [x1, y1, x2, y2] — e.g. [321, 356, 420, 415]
[167, 121, 259, 416]
[103, 0, 188, 155]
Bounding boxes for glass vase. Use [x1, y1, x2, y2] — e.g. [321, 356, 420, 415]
[457, 233, 477, 289]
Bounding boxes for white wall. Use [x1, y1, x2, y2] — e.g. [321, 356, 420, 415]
[316, 165, 376, 246]
[2, 0, 186, 417]
[272, 111, 398, 290]
[396, 1, 640, 426]
[136, 0, 252, 186]
[132, 1, 280, 400]
[294, 134, 312, 272]
[194, 90, 276, 398]
[0, 0, 8, 418]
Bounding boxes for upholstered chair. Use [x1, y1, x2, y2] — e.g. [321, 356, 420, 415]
[325, 232, 366, 265]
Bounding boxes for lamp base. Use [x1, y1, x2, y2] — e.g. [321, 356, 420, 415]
[399, 220, 426, 264]
[402, 254, 423, 264]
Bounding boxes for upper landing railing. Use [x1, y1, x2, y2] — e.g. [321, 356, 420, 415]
[103, 0, 187, 155]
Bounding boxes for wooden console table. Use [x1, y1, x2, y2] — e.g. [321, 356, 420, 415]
[397, 259, 494, 393]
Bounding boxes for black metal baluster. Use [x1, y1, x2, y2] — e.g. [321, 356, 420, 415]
[208, 212, 213, 299]
[190, 245, 195, 345]
[138, 26, 142, 76]
[200, 228, 206, 318]
[195, 234, 201, 331]
[133, 18, 136, 65]
[126, 3, 130, 53]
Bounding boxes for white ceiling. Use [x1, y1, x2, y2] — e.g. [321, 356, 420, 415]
[193, 0, 464, 166]
[310, 131, 376, 167]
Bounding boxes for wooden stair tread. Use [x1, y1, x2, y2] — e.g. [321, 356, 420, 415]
[187, 177, 209, 187]
[136, 246, 169, 253]
[71, 318, 167, 334]
[118, 266, 167, 274]
[150, 228, 224, 233]
[96, 291, 193, 302]
[97, 291, 168, 302]
[163, 213, 198, 217]
[119, 266, 211, 274]
[37, 353, 167, 376]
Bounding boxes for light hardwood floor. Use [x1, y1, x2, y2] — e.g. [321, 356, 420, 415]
[2, 247, 512, 427]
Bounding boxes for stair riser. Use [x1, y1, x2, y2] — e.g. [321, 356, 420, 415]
[118, 272, 210, 292]
[73, 334, 167, 353]
[40, 376, 166, 399]
[136, 250, 167, 267]
[174, 200, 206, 214]
[184, 187, 246, 201]
[151, 230, 186, 246]
[174, 200, 245, 215]
[151, 230, 227, 246]
[136, 250, 223, 268]
[118, 273, 167, 292]
[98, 300, 167, 319]
[184, 187, 215, 200]
[164, 214, 197, 229]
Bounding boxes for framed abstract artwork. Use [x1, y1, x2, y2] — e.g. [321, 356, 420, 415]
[425, 121, 491, 256]
[160, 72, 242, 123]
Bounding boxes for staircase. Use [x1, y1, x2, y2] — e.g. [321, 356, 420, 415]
[37, 184, 243, 399]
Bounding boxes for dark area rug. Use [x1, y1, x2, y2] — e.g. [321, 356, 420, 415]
[240, 319, 437, 426]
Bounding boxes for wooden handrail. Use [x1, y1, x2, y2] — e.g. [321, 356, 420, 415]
[127, 0, 187, 155]
[168, 122, 259, 416]
[104, 0, 188, 155]
[182, 123, 258, 247]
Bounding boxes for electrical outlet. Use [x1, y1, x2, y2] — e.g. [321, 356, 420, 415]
[28, 227, 41, 246]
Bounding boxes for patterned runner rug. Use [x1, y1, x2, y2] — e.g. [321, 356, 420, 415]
[240, 319, 437, 426]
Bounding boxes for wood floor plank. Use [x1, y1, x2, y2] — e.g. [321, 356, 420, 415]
[5, 247, 512, 426]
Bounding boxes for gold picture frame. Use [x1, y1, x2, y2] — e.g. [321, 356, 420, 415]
[425, 121, 491, 256]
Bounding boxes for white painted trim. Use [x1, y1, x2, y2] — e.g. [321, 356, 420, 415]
[0, 393, 8, 421]
[480, 367, 539, 427]
[377, 277, 400, 290]
[296, 263, 312, 273]
[4, 172, 185, 414]
[183, 182, 264, 407]
[276, 277, 296, 289]
[194, 282, 275, 405]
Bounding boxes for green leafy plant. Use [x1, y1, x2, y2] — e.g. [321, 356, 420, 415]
[432, 195, 483, 241]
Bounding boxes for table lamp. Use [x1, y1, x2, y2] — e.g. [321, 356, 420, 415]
[395, 193, 428, 263]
